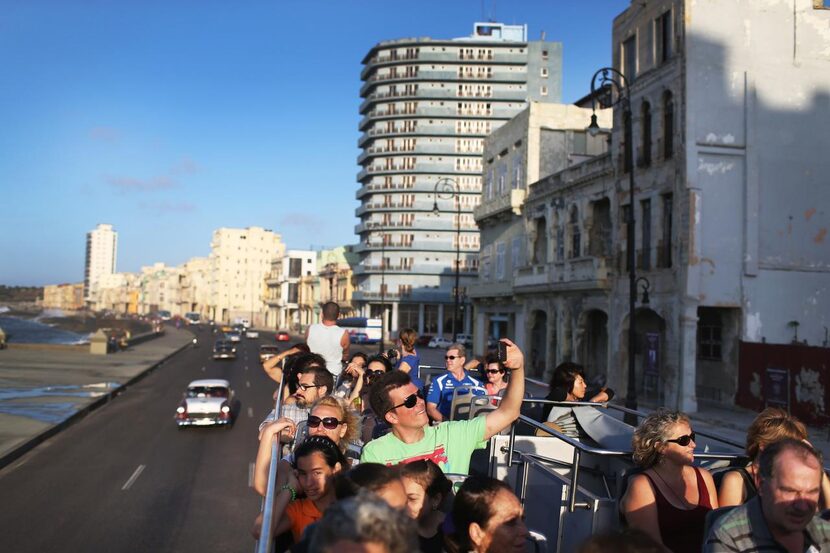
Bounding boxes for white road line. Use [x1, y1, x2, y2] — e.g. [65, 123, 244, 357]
[245, 366, 248, 371]
[122, 464, 146, 491]
[248, 462, 255, 487]
[247, 407, 254, 418]
[201, 366, 206, 372]
[246, 381, 251, 388]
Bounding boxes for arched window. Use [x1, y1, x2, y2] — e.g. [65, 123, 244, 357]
[663, 91, 674, 159]
[570, 206, 581, 258]
[640, 101, 652, 167]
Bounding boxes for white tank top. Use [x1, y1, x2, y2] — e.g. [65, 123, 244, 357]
[307, 323, 345, 376]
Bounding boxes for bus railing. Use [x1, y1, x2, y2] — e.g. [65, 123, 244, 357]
[255, 359, 287, 553]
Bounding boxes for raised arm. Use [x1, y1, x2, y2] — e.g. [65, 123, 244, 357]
[261, 346, 300, 384]
[483, 339, 524, 440]
[253, 418, 297, 496]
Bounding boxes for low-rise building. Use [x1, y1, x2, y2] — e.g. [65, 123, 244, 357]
[42, 283, 85, 311]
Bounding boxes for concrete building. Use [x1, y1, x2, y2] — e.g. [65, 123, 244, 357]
[208, 227, 284, 326]
[317, 246, 360, 316]
[136, 263, 181, 316]
[265, 249, 316, 331]
[178, 257, 211, 320]
[355, 22, 563, 340]
[94, 273, 138, 314]
[84, 223, 117, 304]
[471, 102, 611, 377]
[42, 283, 85, 311]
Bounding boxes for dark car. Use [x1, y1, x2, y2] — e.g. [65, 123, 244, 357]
[415, 334, 433, 346]
[349, 332, 369, 344]
[213, 340, 237, 360]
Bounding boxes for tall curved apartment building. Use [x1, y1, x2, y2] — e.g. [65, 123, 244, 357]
[355, 22, 561, 338]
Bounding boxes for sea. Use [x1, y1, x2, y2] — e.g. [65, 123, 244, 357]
[0, 310, 89, 345]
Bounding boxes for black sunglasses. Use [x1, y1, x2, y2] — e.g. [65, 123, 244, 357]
[366, 369, 386, 378]
[445, 355, 460, 361]
[307, 415, 343, 430]
[665, 431, 696, 446]
[485, 369, 506, 374]
[387, 389, 424, 413]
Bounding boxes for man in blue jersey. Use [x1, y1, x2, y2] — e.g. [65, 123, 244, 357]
[425, 342, 483, 423]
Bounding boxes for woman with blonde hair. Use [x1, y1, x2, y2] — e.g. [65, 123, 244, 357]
[620, 409, 717, 553]
[718, 407, 830, 507]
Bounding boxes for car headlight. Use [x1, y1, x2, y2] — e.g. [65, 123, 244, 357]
[176, 406, 186, 414]
[221, 405, 230, 413]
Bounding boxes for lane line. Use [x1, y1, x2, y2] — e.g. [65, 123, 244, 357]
[247, 407, 254, 418]
[246, 381, 251, 388]
[248, 462, 255, 488]
[201, 366, 206, 372]
[122, 464, 146, 491]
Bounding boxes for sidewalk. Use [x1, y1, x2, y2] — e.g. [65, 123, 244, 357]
[0, 327, 194, 469]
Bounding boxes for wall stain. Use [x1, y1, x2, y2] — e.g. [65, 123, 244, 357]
[815, 228, 827, 244]
[805, 208, 817, 221]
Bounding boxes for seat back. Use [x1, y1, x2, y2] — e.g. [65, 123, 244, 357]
[418, 365, 445, 392]
[450, 385, 488, 421]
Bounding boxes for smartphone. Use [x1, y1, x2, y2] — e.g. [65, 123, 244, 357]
[497, 341, 508, 364]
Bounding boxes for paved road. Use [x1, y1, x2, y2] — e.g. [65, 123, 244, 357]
[0, 326, 279, 553]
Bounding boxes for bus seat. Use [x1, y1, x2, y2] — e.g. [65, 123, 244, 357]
[450, 385, 487, 421]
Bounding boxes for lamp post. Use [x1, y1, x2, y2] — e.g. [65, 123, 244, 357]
[378, 234, 386, 354]
[588, 67, 639, 425]
[432, 177, 461, 341]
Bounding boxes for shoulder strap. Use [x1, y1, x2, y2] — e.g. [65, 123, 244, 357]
[693, 467, 712, 508]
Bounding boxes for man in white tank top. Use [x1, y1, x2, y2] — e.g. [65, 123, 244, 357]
[305, 301, 349, 376]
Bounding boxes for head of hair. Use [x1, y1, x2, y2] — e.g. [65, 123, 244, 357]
[446, 475, 513, 553]
[366, 354, 393, 373]
[368, 370, 412, 418]
[448, 343, 467, 358]
[550, 362, 585, 394]
[349, 351, 369, 365]
[757, 438, 822, 482]
[745, 408, 808, 461]
[310, 492, 419, 553]
[481, 353, 508, 381]
[293, 435, 347, 469]
[398, 328, 418, 351]
[631, 408, 691, 468]
[311, 395, 360, 446]
[334, 463, 402, 500]
[577, 528, 665, 553]
[321, 302, 340, 321]
[296, 361, 334, 394]
[398, 459, 452, 500]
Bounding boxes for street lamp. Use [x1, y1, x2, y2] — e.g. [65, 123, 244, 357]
[378, 233, 386, 354]
[432, 177, 462, 341]
[588, 67, 640, 424]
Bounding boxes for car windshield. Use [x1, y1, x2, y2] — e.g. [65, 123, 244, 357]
[187, 386, 228, 398]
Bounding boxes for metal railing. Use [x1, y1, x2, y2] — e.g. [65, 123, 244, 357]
[255, 360, 287, 553]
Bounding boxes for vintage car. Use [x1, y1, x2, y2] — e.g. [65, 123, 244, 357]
[224, 330, 242, 343]
[175, 379, 235, 427]
[259, 345, 280, 362]
[427, 336, 453, 349]
[213, 340, 236, 360]
[274, 331, 291, 342]
[245, 329, 260, 339]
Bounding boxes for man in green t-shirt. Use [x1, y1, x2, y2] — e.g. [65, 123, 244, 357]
[360, 339, 525, 475]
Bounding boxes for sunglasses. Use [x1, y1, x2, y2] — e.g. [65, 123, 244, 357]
[297, 383, 320, 391]
[445, 355, 461, 361]
[665, 432, 696, 446]
[307, 415, 343, 430]
[387, 389, 424, 413]
[366, 369, 386, 378]
[485, 369, 506, 374]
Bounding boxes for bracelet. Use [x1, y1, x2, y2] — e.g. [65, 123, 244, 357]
[281, 484, 297, 502]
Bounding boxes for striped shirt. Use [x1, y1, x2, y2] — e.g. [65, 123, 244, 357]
[704, 495, 830, 552]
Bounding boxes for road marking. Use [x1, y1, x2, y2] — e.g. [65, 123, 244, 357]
[122, 464, 146, 491]
[245, 366, 248, 371]
[246, 381, 251, 388]
[201, 366, 205, 372]
[248, 462, 255, 487]
[247, 407, 254, 418]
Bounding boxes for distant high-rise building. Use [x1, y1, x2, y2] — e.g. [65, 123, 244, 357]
[355, 22, 562, 338]
[84, 223, 118, 302]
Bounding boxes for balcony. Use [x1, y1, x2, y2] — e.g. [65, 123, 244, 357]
[513, 257, 612, 293]
[473, 189, 526, 222]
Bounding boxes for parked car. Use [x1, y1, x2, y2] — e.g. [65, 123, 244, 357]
[245, 329, 260, 339]
[454, 334, 473, 347]
[259, 345, 280, 362]
[427, 336, 453, 349]
[175, 379, 234, 427]
[213, 340, 236, 360]
[349, 332, 369, 344]
[275, 331, 291, 342]
[415, 334, 433, 347]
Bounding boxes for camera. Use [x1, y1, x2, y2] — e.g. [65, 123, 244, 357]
[386, 348, 399, 360]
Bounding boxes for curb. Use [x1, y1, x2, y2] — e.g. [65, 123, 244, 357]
[0, 337, 194, 472]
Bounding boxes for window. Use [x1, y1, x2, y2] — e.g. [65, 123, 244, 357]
[495, 242, 505, 280]
[541, 85, 548, 96]
[542, 49, 549, 60]
[513, 159, 523, 189]
[540, 67, 549, 77]
[289, 258, 302, 278]
[622, 35, 637, 83]
[697, 309, 723, 361]
[660, 194, 673, 268]
[656, 11, 672, 64]
[556, 224, 565, 261]
[663, 91, 674, 159]
[512, 236, 523, 269]
[640, 101, 652, 167]
[641, 199, 651, 270]
[570, 206, 581, 258]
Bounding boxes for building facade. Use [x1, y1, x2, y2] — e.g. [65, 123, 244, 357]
[265, 249, 316, 331]
[84, 223, 117, 304]
[355, 22, 563, 340]
[42, 283, 85, 311]
[208, 227, 284, 326]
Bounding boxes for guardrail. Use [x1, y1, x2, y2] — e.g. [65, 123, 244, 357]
[255, 360, 287, 553]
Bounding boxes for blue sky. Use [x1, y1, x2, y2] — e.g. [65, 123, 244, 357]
[0, 0, 630, 286]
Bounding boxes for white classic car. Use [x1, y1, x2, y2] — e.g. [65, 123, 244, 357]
[175, 379, 235, 427]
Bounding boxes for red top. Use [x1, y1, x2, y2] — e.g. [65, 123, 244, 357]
[644, 466, 713, 553]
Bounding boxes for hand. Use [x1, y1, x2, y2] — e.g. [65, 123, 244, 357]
[345, 361, 365, 378]
[500, 338, 524, 371]
[258, 417, 296, 442]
